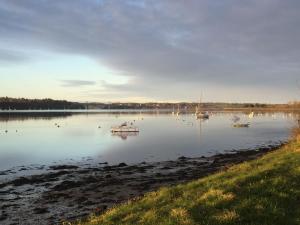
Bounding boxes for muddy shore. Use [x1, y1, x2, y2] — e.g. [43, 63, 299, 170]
[0, 142, 285, 225]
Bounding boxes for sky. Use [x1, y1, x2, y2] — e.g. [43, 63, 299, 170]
[0, 0, 300, 103]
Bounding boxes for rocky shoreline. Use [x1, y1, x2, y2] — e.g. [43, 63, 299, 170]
[0, 143, 285, 225]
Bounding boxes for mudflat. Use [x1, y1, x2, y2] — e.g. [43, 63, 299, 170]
[0, 143, 284, 225]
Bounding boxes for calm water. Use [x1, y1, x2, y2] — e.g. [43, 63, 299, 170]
[0, 111, 296, 171]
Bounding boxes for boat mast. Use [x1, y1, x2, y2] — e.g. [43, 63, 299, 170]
[199, 91, 203, 112]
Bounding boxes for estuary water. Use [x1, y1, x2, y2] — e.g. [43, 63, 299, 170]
[0, 110, 296, 172]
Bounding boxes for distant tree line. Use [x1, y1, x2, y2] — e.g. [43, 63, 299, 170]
[1, 97, 297, 110]
[0, 97, 86, 110]
[88, 102, 274, 110]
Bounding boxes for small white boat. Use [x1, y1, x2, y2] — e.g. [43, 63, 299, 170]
[248, 112, 254, 118]
[197, 112, 209, 119]
[111, 122, 139, 133]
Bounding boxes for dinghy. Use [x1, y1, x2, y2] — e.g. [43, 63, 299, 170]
[233, 123, 250, 128]
[197, 111, 209, 119]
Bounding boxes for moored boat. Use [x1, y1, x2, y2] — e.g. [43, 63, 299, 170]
[111, 122, 139, 133]
[196, 111, 209, 119]
[195, 92, 209, 119]
[233, 123, 250, 128]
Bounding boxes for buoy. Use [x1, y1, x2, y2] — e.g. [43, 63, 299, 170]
[5, 130, 8, 133]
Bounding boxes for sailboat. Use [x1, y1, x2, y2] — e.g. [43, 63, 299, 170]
[176, 104, 180, 116]
[172, 105, 175, 115]
[196, 94, 209, 119]
[194, 105, 198, 116]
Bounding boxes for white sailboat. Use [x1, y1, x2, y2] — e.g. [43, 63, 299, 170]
[176, 104, 180, 116]
[196, 94, 209, 119]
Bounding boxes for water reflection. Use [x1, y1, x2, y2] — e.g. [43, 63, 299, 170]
[0, 110, 297, 171]
[0, 112, 73, 122]
[111, 131, 139, 140]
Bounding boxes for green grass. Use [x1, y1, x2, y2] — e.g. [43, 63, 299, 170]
[72, 136, 300, 225]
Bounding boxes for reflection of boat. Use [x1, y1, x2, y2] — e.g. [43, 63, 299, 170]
[232, 115, 240, 123]
[176, 104, 180, 116]
[172, 106, 175, 115]
[233, 123, 250, 128]
[111, 131, 139, 140]
[111, 122, 139, 133]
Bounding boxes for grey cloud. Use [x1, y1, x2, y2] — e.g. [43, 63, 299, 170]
[0, 0, 299, 100]
[60, 80, 96, 87]
[0, 49, 29, 63]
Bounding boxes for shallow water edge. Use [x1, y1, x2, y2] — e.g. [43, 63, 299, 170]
[0, 142, 285, 225]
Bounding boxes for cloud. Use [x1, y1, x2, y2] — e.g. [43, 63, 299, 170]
[60, 80, 96, 87]
[0, 0, 299, 101]
[0, 49, 29, 63]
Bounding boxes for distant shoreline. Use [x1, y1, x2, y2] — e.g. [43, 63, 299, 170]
[0, 108, 299, 114]
[1, 97, 299, 111]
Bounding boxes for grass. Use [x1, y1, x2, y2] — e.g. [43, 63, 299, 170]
[70, 130, 300, 225]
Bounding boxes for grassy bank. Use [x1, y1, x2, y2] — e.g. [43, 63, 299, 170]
[73, 131, 300, 225]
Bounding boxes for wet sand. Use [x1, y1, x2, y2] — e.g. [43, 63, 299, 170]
[0, 142, 285, 225]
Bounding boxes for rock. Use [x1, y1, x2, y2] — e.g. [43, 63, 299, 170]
[103, 166, 112, 171]
[118, 163, 127, 167]
[178, 156, 188, 160]
[94, 205, 107, 215]
[10, 177, 31, 186]
[76, 196, 88, 203]
[47, 170, 70, 178]
[0, 213, 8, 221]
[84, 176, 98, 183]
[49, 165, 79, 170]
[121, 171, 133, 175]
[34, 207, 49, 214]
[161, 166, 172, 170]
[52, 180, 82, 191]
